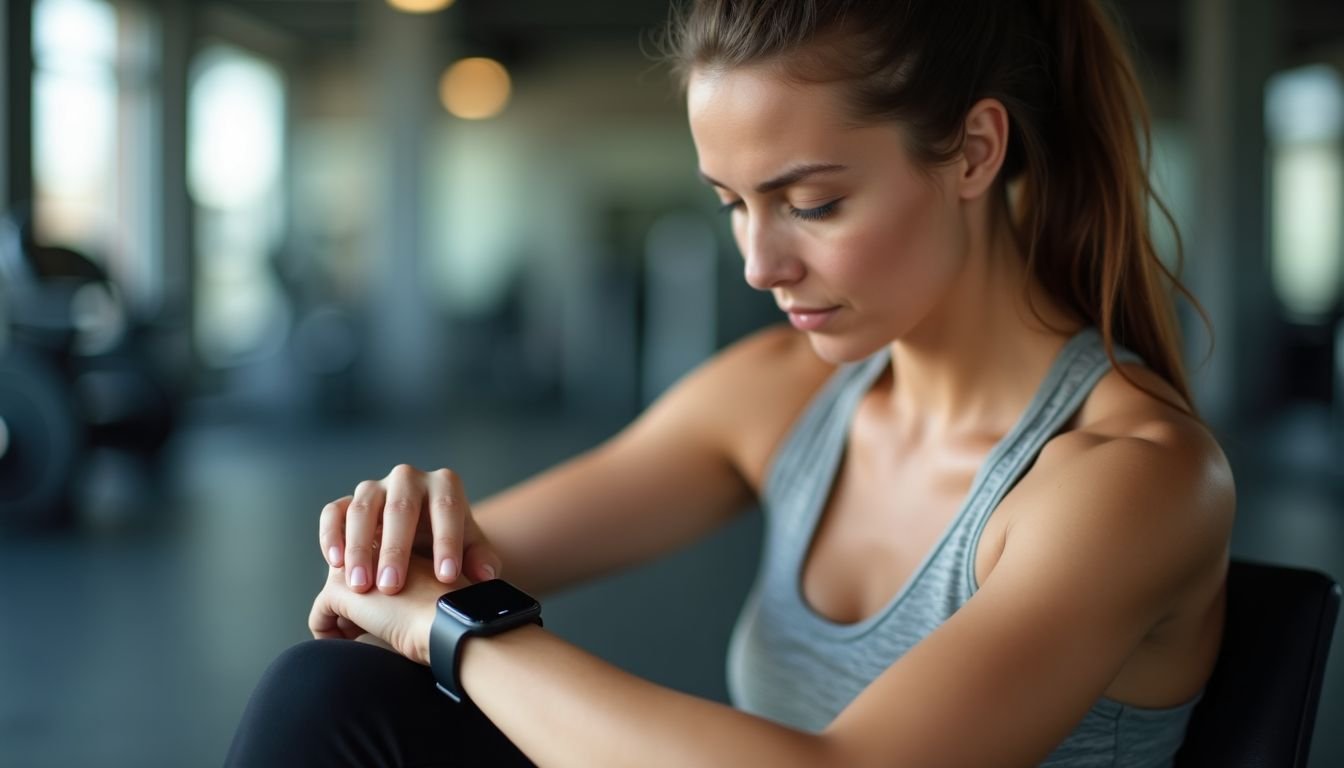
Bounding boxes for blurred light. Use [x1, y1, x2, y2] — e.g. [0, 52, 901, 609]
[32, 0, 117, 251]
[34, 74, 114, 201]
[1270, 144, 1342, 319]
[188, 45, 289, 366]
[34, 0, 116, 71]
[439, 58, 511, 120]
[188, 49, 285, 209]
[429, 122, 526, 312]
[1266, 64, 1344, 320]
[386, 0, 454, 14]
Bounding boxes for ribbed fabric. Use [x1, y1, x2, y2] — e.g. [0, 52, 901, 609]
[726, 328, 1201, 767]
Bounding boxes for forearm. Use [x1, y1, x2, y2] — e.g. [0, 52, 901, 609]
[471, 475, 609, 597]
[459, 624, 837, 768]
[471, 443, 751, 598]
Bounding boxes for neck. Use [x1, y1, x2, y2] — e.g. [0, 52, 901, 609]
[882, 213, 1082, 440]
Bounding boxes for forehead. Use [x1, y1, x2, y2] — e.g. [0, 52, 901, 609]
[687, 66, 858, 179]
[687, 64, 833, 119]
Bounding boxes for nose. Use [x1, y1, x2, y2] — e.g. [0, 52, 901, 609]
[741, 218, 803, 291]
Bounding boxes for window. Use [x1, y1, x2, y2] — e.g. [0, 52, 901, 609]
[187, 44, 288, 366]
[32, 0, 160, 309]
[1266, 64, 1344, 321]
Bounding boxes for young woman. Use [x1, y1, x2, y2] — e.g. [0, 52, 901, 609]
[227, 1, 1234, 765]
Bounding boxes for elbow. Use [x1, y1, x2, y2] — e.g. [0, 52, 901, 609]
[808, 732, 872, 768]
[812, 729, 915, 768]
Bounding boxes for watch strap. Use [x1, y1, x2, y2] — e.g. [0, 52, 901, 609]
[430, 603, 473, 703]
[430, 592, 543, 704]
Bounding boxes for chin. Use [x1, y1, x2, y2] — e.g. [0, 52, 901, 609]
[805, 332, 890, 365]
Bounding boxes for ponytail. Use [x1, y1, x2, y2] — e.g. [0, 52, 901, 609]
[1014, 0, 1206, 415]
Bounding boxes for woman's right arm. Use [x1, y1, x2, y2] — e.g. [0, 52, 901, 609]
[469, 324, 832, 596]
[479, 330, 826, 594]
[321, 324, 832, 598]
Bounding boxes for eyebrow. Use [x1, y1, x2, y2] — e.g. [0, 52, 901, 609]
[697, 163, 848, 195]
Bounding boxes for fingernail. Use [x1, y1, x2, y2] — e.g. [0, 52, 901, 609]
[481, 564, 496, 580]
[350, 566, 369, 588]
[378, 566, 398, 589]
[439, 558, 456, 580]
[327, 546, 341, 566]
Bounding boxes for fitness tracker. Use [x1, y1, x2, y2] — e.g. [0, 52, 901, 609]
[429, 578, 542, 703]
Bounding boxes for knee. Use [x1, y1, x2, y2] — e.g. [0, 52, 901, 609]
[253, 639, 397, 706]
[261, 639, 352, 686]
[229, 639, 415, 766]
[230, 639, 527, 768]
[240, 640, 340, 726]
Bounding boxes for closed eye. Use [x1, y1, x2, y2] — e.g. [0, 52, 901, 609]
[790, 200, 840, 221]
[717, 199, 842, 221]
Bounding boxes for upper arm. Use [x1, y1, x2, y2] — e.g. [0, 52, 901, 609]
[823, 432, 1234, 768]
[475, 324, 832, 595]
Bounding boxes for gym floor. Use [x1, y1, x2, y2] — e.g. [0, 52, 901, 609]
[1, 402, 1340, 767]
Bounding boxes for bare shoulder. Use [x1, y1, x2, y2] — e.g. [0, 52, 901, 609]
[676, 323, 837, 490]
[1061, 361, 1233, 493]
[1016, 361, 1235, 594]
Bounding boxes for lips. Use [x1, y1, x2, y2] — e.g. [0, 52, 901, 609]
[783, 305, 839, 331]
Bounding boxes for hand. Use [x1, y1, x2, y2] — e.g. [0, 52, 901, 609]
[319, 464, 502, 595]
[309, 554, 456, 665]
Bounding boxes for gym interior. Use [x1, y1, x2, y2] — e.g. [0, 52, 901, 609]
[1, 0, 1342, 765]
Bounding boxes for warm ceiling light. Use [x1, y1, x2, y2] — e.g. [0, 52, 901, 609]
[439, 57, 511, 120]
[386, 0, 454, 14]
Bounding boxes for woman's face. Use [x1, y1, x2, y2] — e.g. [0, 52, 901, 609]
[687, 64, 970, 363]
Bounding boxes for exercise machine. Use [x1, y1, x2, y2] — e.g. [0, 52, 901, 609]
[0, 210, 176, 527]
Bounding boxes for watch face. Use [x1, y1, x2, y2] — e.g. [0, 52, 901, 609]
[438, 579, 539, 625]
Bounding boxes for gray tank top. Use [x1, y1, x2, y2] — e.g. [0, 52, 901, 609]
[726, 327, 1201, 767]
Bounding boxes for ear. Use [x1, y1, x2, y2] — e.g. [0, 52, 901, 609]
[957, 98, 1010, 201]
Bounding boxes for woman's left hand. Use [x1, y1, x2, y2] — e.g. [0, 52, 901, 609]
[309, 554, 464, 666]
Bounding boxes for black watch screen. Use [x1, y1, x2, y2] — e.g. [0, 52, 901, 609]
[437, 579, 540, 627]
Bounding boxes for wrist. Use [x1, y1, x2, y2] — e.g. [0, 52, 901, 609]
[460, 621, 545, 665]
[415, 602, 435, 665]
[428, 579, 543, 702]
[459, 623, 546, 700]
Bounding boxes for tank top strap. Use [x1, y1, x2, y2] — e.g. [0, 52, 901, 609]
[957, 327, 1144, 595]
[761, 350, 890, 526]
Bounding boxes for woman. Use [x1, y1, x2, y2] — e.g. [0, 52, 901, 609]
[227, 0, 1234, 765]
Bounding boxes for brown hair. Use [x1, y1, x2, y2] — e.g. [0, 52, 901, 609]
[662, 0, 1208, 416]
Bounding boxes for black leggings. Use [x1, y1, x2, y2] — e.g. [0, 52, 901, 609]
[225, 639, 535, 767]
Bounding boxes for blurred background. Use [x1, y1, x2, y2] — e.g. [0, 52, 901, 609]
[0, 0, 1340, 765]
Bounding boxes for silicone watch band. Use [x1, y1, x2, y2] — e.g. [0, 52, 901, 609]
[429, 594, 543, 703]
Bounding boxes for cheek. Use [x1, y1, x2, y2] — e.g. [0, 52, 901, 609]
[838, 183, 958, 295]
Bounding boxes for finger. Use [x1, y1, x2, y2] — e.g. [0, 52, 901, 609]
[309, 591, 343, 639]
[462, 529, 505, 583]
[428, 468, 469, 583]
[462, 518, 502, 583]
[319, 496, 353, 567]
[344, 479, 383, 592]
[375, 464, 423, 594]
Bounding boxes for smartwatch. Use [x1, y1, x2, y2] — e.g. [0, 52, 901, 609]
[429, 578, 542, 703]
